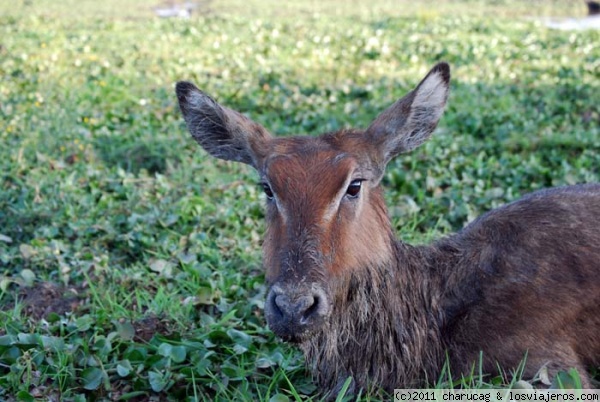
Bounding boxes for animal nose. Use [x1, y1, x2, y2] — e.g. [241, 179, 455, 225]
[265, 285, 330, 341]
[273, 293, 319, 325]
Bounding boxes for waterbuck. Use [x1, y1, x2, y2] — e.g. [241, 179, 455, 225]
[175, 63, 600, 396]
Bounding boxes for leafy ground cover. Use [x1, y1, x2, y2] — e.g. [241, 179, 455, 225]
[0, 0, 598, 400]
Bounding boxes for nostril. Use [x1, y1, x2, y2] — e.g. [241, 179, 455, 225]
[300, 296, 319, 325]
[266, 289, 285, 319]
[295, 295, 315, 312]
[302, 296, 319, 318]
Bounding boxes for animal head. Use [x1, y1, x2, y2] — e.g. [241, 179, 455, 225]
[176, 63, 450, 342]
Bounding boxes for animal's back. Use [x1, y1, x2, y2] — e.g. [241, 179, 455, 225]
[446, 183, 600, 385]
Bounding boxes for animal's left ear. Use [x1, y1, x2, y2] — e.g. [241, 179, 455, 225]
[365, 62, 450, 171]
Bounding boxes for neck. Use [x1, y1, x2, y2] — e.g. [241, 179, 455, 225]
[301, 239, 452, 396]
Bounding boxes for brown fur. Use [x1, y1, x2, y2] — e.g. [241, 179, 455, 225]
[303, 183, 600, 396]
[175, 63, 600, 398]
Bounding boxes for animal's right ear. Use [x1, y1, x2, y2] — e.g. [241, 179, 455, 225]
[176, 82, 272, 169]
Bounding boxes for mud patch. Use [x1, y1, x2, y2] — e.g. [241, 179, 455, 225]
[133, 314, 173, 342]
[14, 282, 84, 320]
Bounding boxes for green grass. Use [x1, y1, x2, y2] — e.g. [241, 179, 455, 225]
[1, 0, 599, 400]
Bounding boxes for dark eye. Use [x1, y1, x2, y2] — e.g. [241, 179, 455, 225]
[346, 180, 363, 198]
[262, 183, 274, 200]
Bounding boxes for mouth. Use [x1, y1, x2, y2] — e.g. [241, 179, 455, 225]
[276, 328, 315, 344]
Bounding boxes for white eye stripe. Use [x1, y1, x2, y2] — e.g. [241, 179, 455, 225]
[261, 181, 290, 223]
[320, 175, 364, 224]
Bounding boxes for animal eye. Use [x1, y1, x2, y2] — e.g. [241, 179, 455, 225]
[346, 180, 363, 198]
[262, 183, 274, 200]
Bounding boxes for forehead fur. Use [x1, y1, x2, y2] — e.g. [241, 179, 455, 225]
[262, 129, 372, 171]
[264, 136, 357, 206]
[264, 129, 365, 156]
